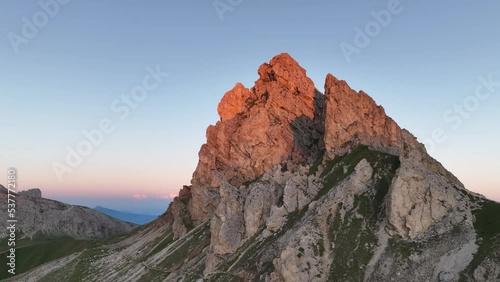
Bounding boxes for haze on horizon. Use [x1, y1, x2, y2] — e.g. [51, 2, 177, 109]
[1, 0, 499, 213]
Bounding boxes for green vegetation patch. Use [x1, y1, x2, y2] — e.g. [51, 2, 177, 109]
[316, 145, 400, 202]
[387, 237, 424, 260]
[323, 146, 400, 281]
[313, 238, 325, 257]
[318, 145, 400, 216]
[308, 152, 324, 176]
[148, 232, 174, 257]
[461, 199, 500, 279]
[136, 268, 170, 282]
[181, 206, 195, 231]
[156, 223, 210, 270]
[0, 237, 98, 280]
[328, 195, 378, 282]
[207, 272, 244, 282]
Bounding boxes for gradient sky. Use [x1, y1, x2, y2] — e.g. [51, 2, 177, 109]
[1, 1, 499, 214]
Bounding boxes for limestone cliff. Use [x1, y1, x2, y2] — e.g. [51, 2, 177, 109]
[188, 53, 324, 227]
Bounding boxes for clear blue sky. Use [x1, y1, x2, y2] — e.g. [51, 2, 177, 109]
[1, 0, 499, 214]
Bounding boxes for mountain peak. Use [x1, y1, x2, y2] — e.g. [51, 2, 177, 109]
[324, 72, 405, 157]
[190, 53, 418, 226]
[256, 52, 314, 97]
[185, 54, 464, 241]
[217, 53, 317, 122]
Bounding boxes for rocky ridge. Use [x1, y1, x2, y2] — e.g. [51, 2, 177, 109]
[18, 188, 42, 198]
[0, 188, 135, 240]
[8, 54, 500, 282]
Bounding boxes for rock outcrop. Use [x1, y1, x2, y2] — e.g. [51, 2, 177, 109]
[217, 82, 252, 121]
[19, 188, 42, 198]
[8, 53, 500, 282]
[323, 73, 404, 157]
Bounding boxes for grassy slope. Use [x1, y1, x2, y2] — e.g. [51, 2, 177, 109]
[459, 198, 500, 280]
[0, 227, 141, 281]
[0, 237, 98, 280]
[323, 146, 400, 281]
[36, 223, 211, 282]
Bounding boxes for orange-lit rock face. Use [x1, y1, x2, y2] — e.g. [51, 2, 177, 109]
[190, 53, 322, 223]
[255, 53, 316, 121]
[323, 73, 404, 157]
[216, 53, 317, 123]
[217, 83, 251, 122]
[168, 53, 438, 237]
[186, 54, 414, 225]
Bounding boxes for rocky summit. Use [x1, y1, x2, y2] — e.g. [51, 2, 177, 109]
[9, 54, 500, 282]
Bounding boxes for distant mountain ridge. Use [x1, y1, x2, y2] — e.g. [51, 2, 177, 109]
[94, 206, 158, 225]
[0, 186, 135, 240]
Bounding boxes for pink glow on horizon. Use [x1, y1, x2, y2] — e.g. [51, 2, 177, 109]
[132, 194, 148, 200]
[9, 165, 188, 199]
[3, 159, 498, 203]
[160, 193, 178, 199]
